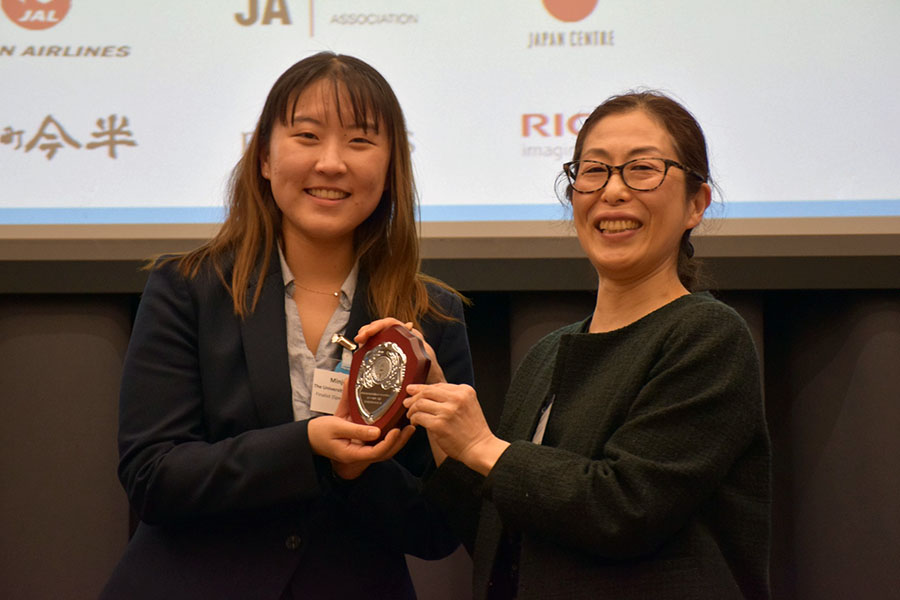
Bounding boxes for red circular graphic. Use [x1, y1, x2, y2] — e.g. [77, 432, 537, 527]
[2, 0, 71, 31]
[542, 0, 598, 23]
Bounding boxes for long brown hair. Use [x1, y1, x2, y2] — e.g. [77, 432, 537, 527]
[563, 91, 712, 290]
[170, 52, 460, 324]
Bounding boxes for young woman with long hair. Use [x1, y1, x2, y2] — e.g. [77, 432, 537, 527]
[102, 52, 474, 600]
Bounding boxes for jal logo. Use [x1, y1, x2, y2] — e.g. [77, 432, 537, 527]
[542, 0, 598, 23]
[2, 0, 70, 30]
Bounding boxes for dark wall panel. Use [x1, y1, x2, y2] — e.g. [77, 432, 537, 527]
[765, 290, 900, 600]
[0, 296, 131, 600]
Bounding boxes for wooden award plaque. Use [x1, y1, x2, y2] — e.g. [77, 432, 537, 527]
[347, 325, 431, 441]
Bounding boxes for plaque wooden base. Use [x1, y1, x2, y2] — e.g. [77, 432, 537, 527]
[347, 325, 431, 441]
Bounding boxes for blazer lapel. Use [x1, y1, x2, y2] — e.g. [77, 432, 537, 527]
[241, 252, 295, 427]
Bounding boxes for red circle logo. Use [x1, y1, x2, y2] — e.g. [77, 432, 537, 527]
[542, 0, 598, 23]
[2, 0, 71, 31]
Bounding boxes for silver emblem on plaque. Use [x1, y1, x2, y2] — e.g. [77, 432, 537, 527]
[355, 341, 407, 424]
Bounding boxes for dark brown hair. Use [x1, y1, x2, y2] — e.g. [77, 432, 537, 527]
[169, 52, 460, 323]
[564, 91, 711, 290]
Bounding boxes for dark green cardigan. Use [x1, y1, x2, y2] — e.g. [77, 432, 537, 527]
[426, 293, 771, 600]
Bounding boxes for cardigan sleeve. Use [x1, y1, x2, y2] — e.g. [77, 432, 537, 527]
[482, 302, 765, 559]
[117, 262, 324, 524]
[422, 317, 561, 555]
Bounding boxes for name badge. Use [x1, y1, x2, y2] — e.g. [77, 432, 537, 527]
[310, 368, 349, 415]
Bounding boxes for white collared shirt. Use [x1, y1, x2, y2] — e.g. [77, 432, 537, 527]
[278, 247, 358, 421]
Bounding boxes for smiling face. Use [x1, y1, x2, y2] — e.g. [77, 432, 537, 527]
[572, 109, 710, 286]
[260, 78, 391, 250]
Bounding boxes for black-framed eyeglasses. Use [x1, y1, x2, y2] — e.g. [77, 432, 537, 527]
[562, 157, 705, 194]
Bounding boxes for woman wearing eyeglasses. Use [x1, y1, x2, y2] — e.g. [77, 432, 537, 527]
[360, 92, 770, 599]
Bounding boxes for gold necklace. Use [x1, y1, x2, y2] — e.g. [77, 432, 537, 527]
[294, 282, 339, 297]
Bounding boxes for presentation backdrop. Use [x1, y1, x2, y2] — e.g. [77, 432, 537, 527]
[2, 0, 899, 225]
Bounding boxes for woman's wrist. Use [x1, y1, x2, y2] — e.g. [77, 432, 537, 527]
[463, 436, 510, 476]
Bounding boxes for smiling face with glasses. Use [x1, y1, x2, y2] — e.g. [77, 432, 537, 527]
[566, 109, 710, 290]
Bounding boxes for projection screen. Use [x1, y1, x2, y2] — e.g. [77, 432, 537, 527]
[2, 0, 899, 290]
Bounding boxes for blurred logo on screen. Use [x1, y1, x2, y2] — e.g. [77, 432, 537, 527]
[2, 114, 137, 160]
[529, 0, 612, 49]
[520, 112, 587, 161]
[522, 113, 588, 138]
[233, 1, 419, 37]
[234, 0, 292, 26]
[2, 0, 70, 30]
[542, 0, 598, 23]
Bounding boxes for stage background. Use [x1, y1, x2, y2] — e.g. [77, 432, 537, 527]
[2, 0, 900, 234]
